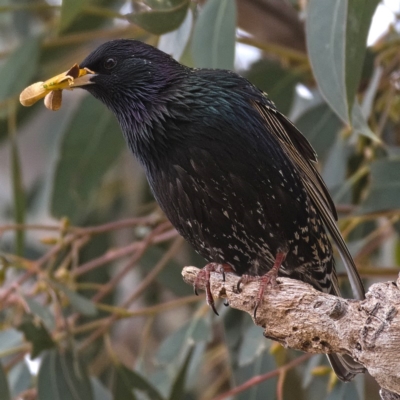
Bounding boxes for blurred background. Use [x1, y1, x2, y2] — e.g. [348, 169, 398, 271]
[0, 0, 399, 399]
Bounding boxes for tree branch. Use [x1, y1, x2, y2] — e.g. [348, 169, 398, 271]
[182, 266, 400, 396]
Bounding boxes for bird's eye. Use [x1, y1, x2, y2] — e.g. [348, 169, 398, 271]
[104, 58, 117, 70]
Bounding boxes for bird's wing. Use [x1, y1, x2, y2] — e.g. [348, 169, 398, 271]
[252, 99, 365, 300]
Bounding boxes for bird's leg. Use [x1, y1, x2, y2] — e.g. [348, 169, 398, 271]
[237, 251, 287, 318]
[193, 263, 234, 316]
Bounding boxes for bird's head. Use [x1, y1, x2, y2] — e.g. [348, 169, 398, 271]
[70, 39, 185, 115]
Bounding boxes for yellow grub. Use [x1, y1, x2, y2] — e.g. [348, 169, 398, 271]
[19, 82, 47, 106]
[19, 64, 93, 109]
[44, 90, 63, 111]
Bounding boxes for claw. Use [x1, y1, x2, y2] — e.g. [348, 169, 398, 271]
[192, 263, 235, 315]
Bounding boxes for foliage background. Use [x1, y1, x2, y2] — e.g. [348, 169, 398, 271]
[0, 0, 399, 399]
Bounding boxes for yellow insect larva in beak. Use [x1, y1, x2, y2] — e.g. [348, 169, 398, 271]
[19, 64, 93, 110]
[44, 90, 63, 111]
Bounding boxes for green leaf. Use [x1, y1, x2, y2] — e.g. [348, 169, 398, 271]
[91, 378, 112, 400]
[192, 0, 236, 70]
[0, 37, 40, 101]
[112, 365, 164, 400]
[167, 346, 193, 400]
[295, 102, 342, 160]
[38, 349, 93, 400]
[112, 366, 137, 400]
[306, 0, 378, 123]
[237, 325, 267, 366]
[156, 317, 209, 365]
[23, 296, 55, 331]
[245, 59, 300, 115]
[0, 363, 11, 400]
[359, 159, 400, 214]
[158, 8, 193, 61]
[345, 0, 379, 113]
[59, 0, 92, 32]
[51, 96, 125, 224]
[9, 361, 32, 399]
[326, 380, 360, 400]
[0, 329, 24, 355]
[127, 0, 190, 35]
[52, 281, 97, 316]
[351, 100, 379, 142]
[17, 315, 55, 359]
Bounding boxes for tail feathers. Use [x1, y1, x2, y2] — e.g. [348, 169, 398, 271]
[328, 354, 366, 382]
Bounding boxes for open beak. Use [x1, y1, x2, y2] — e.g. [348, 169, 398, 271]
[20, 64, 96, 110]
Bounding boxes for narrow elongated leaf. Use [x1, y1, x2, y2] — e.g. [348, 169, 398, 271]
[112, 365, 164, 400]
[306, 0, 378, 123]
[91, 378, 113, 400]
[245, 60, 300, 115]
[59, 0, 92, 32]
[51, 96, 125, 224]
[24, 296, 55, 331]
[52, 281, 97, 316]
[9, 361, 32, 399]
[0, 363, 11, 400]
[127, 0, 190, 35]
[326, 380, 360, 400]
[0, 37, 40, 101]
[17, 315, 55, 359]
[168, 346, 194, 400]
[345, 0, 379, 111]
[359, 159, 400, 214]
[0, 329, 24, 354]
[192, 0, 236, 70]
[295, 102, 342, 160]
[38, 349, 93, 400]
[158, 9, 193, 61]
[156, 317, 209, 365]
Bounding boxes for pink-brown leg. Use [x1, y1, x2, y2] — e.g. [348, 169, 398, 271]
[237, 251, 286, 318]
[194, 263, 234, 315]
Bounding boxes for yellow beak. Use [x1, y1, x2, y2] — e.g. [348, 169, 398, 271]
[19, 64, 95, 110]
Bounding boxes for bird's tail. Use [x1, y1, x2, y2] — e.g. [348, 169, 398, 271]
[327, 354, 365, 382]
[327, 273, 366, 381]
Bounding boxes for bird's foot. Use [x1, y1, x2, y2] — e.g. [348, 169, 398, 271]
[194, 263, 234, 316]
[237, 251, 286, 319]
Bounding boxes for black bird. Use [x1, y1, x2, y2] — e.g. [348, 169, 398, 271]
[48, 39, 365, 381]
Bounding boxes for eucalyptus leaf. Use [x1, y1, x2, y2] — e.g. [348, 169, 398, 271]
[167, 346, 193, 400]
[52, 281, 97, 316]
[192, 0, 236, 70]
[112, 364, 164, 400]
[0, 363, 11, 400]
[51, 95, 125, 224]
[0, 329, 24, 355]
[326, 380, 360, 400]
[127, 0, 190, 35]
[23, 296, 55, 331]
[156, 317, 209, 365]
[245, 59, 300, 115]
[158, 9, 193, 61]
[37, 349, 93, 400]
[17, 315, 55, 359]
[306, 0, 378, 123]
[238, 324, 268, 366]
[359, 159, 400, 214]
[295, 102, 342, 160]
[9, 361, 32, 398]
[59, 0, 92, 32]
[91, 378, 113, 400]
[0, 37, 40, 101]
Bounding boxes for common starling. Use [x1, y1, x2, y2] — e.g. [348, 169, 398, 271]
[30, 39, 366, 381]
